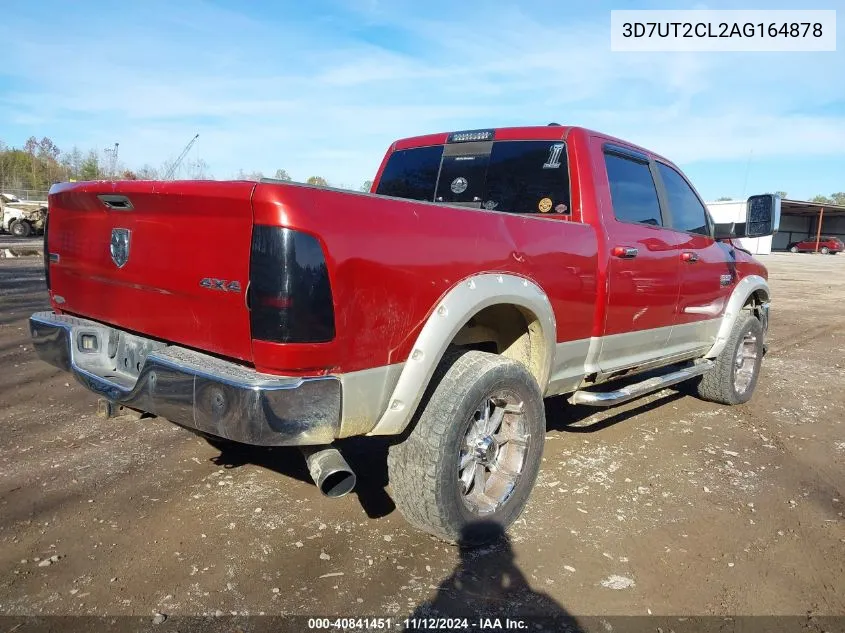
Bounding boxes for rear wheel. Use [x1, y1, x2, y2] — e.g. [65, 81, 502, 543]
[388, 350, 545, 545]
[789, 245, 799, 253]
[821, 246, 830, 255]
[694, 313, 763, 405]
[10, 220, 31, 238]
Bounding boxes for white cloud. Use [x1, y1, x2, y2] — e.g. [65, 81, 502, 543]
[1, 0, 843, 186]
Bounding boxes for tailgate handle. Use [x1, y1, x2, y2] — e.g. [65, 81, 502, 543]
[98, 194, 134, 210]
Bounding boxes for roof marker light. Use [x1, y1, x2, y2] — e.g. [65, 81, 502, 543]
[448, 129, 494, 143]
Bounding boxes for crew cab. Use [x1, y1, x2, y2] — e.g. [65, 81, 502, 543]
[30, 125, 779, 544]
[788, 236, 843, 254]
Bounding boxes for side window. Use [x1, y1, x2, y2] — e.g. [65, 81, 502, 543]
[656, 163, 710, 235]
[603, 152, 663, 226]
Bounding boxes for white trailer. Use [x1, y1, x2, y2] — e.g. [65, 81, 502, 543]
[706, 200, 772, 255]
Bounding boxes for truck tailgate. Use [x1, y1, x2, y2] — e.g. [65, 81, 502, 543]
[46, 180, 256, 363]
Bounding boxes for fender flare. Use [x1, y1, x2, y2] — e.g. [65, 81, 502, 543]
[367, 273, 557, 436]
[705, 274, 770, 359]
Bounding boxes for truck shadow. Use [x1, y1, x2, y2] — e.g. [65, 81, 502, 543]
[406, 521, 584, 630]
[205, 391, 686, 521]
[205, 434, 397, 519]
[544, 390, 688, 434]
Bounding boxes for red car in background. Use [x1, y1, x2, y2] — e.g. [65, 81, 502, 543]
[789, 236, 844, 254]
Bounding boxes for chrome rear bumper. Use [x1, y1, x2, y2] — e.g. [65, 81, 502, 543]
[29, 311, 341, 446]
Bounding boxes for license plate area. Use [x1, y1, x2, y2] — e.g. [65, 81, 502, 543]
[73, 324, 167, 388]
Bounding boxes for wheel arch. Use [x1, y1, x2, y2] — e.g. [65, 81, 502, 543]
[705, 274, 770, 359]
[367, 273, 556, 436]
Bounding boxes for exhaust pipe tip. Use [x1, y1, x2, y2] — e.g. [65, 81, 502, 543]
[301, 446, 357, 498]
[319, 469, 357, 498]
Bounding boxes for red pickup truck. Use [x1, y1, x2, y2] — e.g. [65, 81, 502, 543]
[31, 125, 779, 544]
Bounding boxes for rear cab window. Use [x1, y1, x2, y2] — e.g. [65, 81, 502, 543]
[375, 139, 571, 216]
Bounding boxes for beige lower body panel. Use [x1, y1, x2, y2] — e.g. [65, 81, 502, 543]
[338, 363, 405, 437]
[596, 319, 721, 374]
[346, 318, 722, 437]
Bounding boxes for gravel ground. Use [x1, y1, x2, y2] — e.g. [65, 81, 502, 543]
[0, 252, 843, 620]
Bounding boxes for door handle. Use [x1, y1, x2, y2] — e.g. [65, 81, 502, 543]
[681, 251, 699, 263]
[611, 246, 639, 259]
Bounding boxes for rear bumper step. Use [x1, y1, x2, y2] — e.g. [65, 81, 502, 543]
[29, 311, 341, 446]
[568, 360, 714, 407]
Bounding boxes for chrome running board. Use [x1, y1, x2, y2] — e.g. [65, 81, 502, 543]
[568, 360, 715, 407]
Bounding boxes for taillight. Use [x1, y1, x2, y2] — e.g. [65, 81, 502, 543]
[43, 211, 50, 291]
[249, 226, 335, 343]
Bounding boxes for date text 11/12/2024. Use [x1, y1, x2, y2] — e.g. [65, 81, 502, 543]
[307, 617, 531, 630]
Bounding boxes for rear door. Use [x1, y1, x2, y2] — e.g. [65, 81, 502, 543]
[654, 162, 731, 354]
[47, 180, 256, 362]
[595, 143, 685, 372]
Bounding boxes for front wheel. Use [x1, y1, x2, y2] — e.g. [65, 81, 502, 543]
[694, 313, 764, 405]
[388, 350, 545, 545]
[10, 220, 31, 238]
[821, 246, 830, 255]
[789, 246, 799, 253]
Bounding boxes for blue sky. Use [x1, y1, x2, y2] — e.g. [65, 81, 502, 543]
[1, 0, 843, 199]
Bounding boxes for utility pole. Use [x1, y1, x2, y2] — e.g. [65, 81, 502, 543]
[104, 142, 119, 179]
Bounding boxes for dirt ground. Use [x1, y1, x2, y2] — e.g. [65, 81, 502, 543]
[1, 253, 843, 620]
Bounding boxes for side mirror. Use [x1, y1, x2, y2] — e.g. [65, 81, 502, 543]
[744, 194, 781, 238]
[714, 222, 736, 239]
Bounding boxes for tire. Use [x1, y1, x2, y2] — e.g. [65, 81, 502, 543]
[821, 247, 830, 255]
[789, 246, 799, 253]
[387, 350, 545, 545]
[10, 220, 31, 238]
[694, 313, 764, 405]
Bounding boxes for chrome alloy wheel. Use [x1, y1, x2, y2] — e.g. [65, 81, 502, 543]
[733, 331, 759, 394]
[458, 392, 530, 514]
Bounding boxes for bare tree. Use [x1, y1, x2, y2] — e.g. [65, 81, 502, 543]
[185, 157, 211, 180]
[61, 147, 84, 181]
[136, 164, 159, 180]
[24, 136, 38, 186]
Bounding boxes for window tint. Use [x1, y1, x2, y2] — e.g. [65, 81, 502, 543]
[375, 145, 444, 201]
[604, 153, 662, 226]
[435, 154, 490, 206]
[657, 163, 709, 235]
[375, 140, 571, 215]
[483, 141, 570, 214]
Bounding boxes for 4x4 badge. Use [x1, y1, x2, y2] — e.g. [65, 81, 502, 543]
[110, 228, 130, 268]
[200, 278, 242, 293]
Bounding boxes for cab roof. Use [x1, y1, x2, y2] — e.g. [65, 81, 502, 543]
[390, 125, 676, 167]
